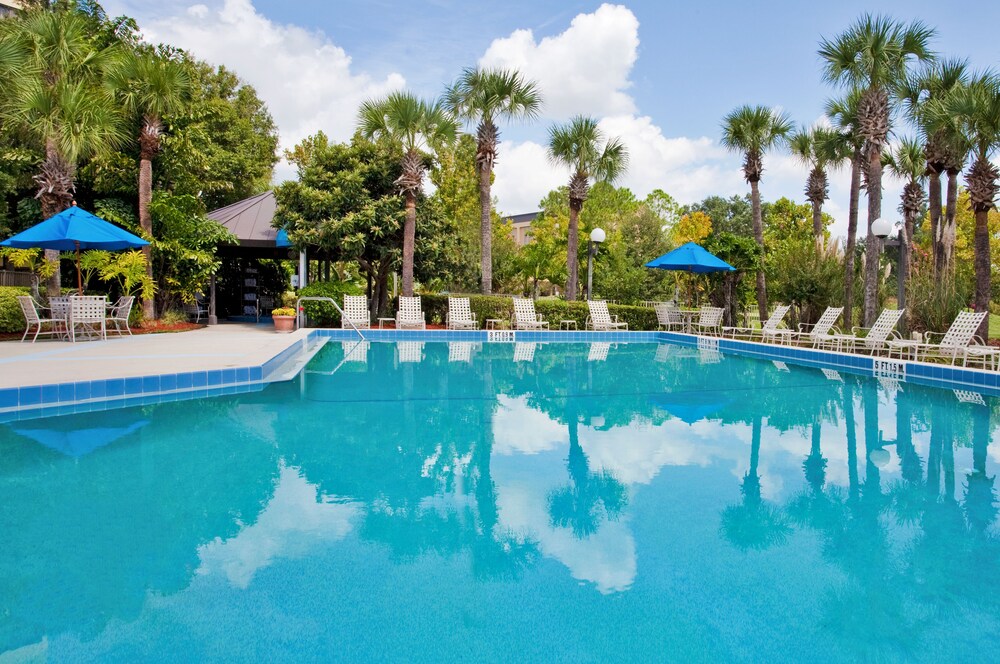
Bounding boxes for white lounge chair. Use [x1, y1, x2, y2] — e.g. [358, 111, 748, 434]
[887, 310, 993, 366]
[513, 341, 536, 362]
[341, 340, 369, 363]
[694, 306, 724, 336]
[654, 302, 685, 332]
[107, 296, 135, 336]
[512, 297, 549, 330]
[725, 304, 790, 340]
[16, 296, 64, 343]
[396, 296, 426, 330]
[68, 295, 107, 342]
[586, 300, 628, 331]
[789, 306, 843, 347]
[821, 308, 903, 354]
[397, 341, 424, 363]
[588, 342, 611, 361]
[448, 341, 475, 362]
[447, 297, 478, 330]
[342, 295, 371, 329]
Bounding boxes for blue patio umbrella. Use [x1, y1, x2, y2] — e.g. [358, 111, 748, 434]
[644, 242, 735, 273]
[1, 205, 149, 294]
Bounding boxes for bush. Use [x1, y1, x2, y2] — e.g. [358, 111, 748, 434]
[414, 293, 659, 330]
[0, 286, 30, 333]
[299, 281, 364, 327]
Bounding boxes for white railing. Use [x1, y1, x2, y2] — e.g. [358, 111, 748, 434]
[296, 296, 366, 340]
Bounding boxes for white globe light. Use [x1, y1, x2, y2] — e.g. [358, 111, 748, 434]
[590, 227, 606, 243]
[871, 217, 892, 239]
[869, 448, 891, 468]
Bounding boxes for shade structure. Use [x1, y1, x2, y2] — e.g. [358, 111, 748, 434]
[0, 206, 149, 294]
[645, 242, 735, 274]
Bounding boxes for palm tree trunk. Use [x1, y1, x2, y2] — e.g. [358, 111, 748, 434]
[942, 170, 959, 276]
[138, 154, 155, 319]
[811, 200, 823, 243]
[37, 141, 75, 297]
[402, 191, 416, 297]
[862, 150, 882, 327]
[478, 162, 492, 294]
[974, 208, 991, 339]
[843, 154, 861, 329]
[566, 198, 581, 300]
[929, 169, 942, 274]
[750, 179, 767, 321]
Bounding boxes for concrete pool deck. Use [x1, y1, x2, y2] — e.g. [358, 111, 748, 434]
[0, 324, 310, 389]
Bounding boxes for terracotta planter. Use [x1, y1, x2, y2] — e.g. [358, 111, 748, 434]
[273, 315, 296, 333]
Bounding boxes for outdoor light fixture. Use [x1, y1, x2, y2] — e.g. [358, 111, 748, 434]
[871, 217, 892, 239]
[587, 227, 606, 301]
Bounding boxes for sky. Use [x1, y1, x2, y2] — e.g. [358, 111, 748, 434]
[102, 0, 1000, 238]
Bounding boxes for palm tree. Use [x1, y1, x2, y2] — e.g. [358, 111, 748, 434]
[0, 8, 126, 296]
[547, 116, 628, 301]
[883, 137, 926, 301]
[826, 92, 866, 329]
[943, 71, 1000, 339]
[721, 105, 793, 320]
[107, 49, 190, 319]
[445, 67, 541, 294]
[359, 91, 458, 297]
[789, 125, 844, 243]
[819, 14, 935, 326]
[899, 59, 968, 277]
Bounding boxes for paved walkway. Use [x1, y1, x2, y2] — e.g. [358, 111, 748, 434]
[0, 324, 309, 389]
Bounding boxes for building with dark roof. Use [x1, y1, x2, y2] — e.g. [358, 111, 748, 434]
[504, 212, 538, 246]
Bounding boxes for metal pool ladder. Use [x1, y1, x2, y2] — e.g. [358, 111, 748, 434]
[296, 296, 367, 340]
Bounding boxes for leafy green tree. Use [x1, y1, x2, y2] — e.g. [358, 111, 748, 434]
[547, 116, 629, 300]
[445, 67, 541, 294]
[819, 14, 935, 325]
[721, 105, 793, 320]
[683, 195, 752, 237]
[358, 91, 458, 297]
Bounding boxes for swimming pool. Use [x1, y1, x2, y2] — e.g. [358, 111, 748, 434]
[2, 340, 998, 661]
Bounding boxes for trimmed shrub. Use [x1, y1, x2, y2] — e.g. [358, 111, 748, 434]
[0, 286, 30, 333]
[413, 293, 659, 330]
[299, 281, 364, 327]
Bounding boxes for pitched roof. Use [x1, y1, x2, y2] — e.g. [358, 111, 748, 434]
[207, 191, 281, 248]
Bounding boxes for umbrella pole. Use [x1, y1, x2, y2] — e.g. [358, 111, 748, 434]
[75, 242, 82, 295]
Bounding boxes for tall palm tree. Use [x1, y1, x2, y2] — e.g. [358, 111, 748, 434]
[826, 92, 866, 329]
[0, 8, 126, 295]
[883, 137, 926, 313]
[445, 67, 541, 294]
[107, 49, 190, 319]
[547, 116, 628, 301]
[789, 125, 844, 243]
[359, 91, 458, 297]
[899, 59, 969, 277]
[819, 14, 935, 326]
[721, 105, 793, 320]
[943, 71, 1000, 339]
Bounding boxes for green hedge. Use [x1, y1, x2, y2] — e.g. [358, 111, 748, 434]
[0, 286, 30, 333]
[414, 293, 659, 330]
[298, 281, 364, 327]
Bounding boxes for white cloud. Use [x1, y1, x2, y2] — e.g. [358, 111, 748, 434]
[479, 3, 638, 119]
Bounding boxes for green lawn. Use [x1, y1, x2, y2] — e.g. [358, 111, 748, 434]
[991, 314, 1000, 339]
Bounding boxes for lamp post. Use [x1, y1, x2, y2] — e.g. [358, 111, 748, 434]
[586, 227, 606, 301]
[871, 217, 906, 320]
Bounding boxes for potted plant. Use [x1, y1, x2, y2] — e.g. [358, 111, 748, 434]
[271, 306, 296, 333]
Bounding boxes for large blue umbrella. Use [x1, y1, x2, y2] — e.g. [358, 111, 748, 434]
[645, 242, 735, 273]
[1, 205, 149, 294]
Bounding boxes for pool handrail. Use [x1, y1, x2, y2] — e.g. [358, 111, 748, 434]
[296, 296, 366, 340]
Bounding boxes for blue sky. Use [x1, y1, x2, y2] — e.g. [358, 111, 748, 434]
[106, 0, 1000, 234]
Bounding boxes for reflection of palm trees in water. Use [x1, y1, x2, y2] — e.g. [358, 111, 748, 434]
[720, 415, 791, 550]
[965, 407, 998, 536]
[548, 415, 628, 539]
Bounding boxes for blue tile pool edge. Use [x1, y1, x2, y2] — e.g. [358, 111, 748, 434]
[2, 328, 999, 419]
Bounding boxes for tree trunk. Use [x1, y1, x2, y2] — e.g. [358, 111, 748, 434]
[843, 154, 861, 329]
[402, 191, 416, 297]
[750, 179, 767, 321]
[974, 208, 991, 340]
[811, 200, 823, 244]
[900, 211, 912, 334]
[139, 155, 155, 319]
[929, 169, 942, 275]
[37, 141, 75, 297]
[566, 199, 581, 300]
[478, 162, 492, 294]
[862, 150, 882, 327]
[942, 170, 959, 277]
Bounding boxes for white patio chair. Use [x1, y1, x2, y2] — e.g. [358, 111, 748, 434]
[396, 296, 426, 330]
[694, 306, 724, 336]
[342, 295, 371, 329]
[341, 340, 369, 363]
[887, 310, 990, 366]
[513, 341, 536, 362]
[654, 302, 685, 332]
[791, 306, 843, 347]
[397, 341, 424, 363]
[654, 343, 673, 363]
[107, 296, 135, 336]
[184, 295, 208, 323]
[586, 300, 628, 331]
[448, 341, 475, 363]
[512, 297, 549, 330]
[588, 342, 611, 361]
[69, 295, 107, 342]
[16, 296, 64, 343]
[447, 297, 478, 330]
[726, 304, 790, 340]
[821, 308, 903, 354]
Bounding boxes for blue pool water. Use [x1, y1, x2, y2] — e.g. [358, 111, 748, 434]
[2, 340, 999, 662]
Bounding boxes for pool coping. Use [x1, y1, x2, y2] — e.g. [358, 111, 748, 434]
[1, 328, 998, 420]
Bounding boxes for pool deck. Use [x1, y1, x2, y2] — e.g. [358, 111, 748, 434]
[0, 324, 310, 389]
